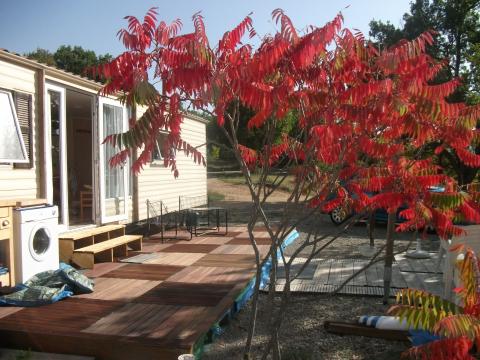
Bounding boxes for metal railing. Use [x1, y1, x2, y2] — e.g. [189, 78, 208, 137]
[146, 199, 178, 242]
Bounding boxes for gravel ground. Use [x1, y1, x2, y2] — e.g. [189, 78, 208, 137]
[204, 177, 440, 359]
[202, 294, 408, 360]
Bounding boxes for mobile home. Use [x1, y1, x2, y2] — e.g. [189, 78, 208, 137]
[0, 49, 207, 232]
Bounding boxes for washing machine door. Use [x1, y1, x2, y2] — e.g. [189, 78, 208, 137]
[29, 224, 52, 262]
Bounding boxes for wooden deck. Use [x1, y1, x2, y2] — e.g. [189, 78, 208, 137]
[268, 252, 444, 297]
[0, 226, 275, 360]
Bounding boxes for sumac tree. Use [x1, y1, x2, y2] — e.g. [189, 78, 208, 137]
[95, 7, 480, 359]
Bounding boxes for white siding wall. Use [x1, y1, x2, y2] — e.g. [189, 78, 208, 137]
[135, 115, 207, 221]
[0, 56, 207, 224]
[0, 59, 39, 200]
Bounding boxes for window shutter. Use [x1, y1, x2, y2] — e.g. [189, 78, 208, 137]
[13, 92, 33, 169]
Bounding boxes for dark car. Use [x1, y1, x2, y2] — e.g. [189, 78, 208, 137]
[328, 186, 444, 225]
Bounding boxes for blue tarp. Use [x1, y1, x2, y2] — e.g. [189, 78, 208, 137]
[229, 228, 300, 316]
[0, 263, 94, 307]
[409, 330, 442, 346]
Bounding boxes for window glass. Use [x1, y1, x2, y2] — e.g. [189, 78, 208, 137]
[103, 104, 125, 199]
[0, 90, 27, 162]
[152, 132, 175, 161]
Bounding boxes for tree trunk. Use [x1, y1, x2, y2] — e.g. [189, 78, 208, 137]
[383, 211, 396, 304]
[368, 211, 376, 247]
[454, 32, 461, 78]
[244, 210, 263, 359]
[243, 249, 261, 359]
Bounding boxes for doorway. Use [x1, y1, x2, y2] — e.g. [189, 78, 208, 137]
[66, 90, 94, 226]
[45, 84, 94, 230]
[45, 84, 128, 229]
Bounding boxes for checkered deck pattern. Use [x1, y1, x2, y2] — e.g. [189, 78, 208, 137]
[264, 254, 443, 297]
[0, 226, 272, 360]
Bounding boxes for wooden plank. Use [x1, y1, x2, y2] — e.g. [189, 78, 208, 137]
[101, 263, 185, 281]
[314, 259, 332, 284]
[327, 260, 343, 286]
[192, 254, 256, 269]
[374, 261, 385, 289]
[59, 240, 75, 266]
[73, 235, 142, 269]
[400, 270, 424, 290]
[120, 253, 159, 264]
[59, 224, 125, 241]
[0, 225, 277, 359]
[364, 261, 380, 287]
[72, 252, 96, 269]
[81, 262, 126, 278]
[74, 235, 142, 254]
[177, 236, 232, 245]
[136, 242, 173, 254]
[210, 244, 270, 256]
[0, 307, 22, 320]
[167, 266, 254, 284]
[144, 252, 206, 266]
[150, 306, 213, 345]
[77, 278, 160, 301]
[15, 198, 47, 207]
[0, 298, 122, 333]
[0, 200, 17, 207]
[404, 256, 429, 273]
[353, 260, 367, 287]
[394, 253, 411, 273]
[391, 265, 408, 288]
[415, 272, 443, 296]
[82, 303, 179, 337]
[161, 244, 219, 254]
[134, 281, 234, 306]
[227, 237, 272, 245]
[278, 262, 317, 280]
[342, 260, 355, 286]
[0, 330, 188, 360]
[422, 257, 440, 274]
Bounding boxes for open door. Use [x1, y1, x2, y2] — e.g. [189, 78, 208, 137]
[98, 97, 128, 223]
[44, 83, 69, 232]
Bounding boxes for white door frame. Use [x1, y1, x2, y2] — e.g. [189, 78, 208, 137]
[44, 83, 68, 231]
[98, 96, 128, 224]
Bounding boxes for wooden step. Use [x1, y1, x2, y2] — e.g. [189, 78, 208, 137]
[72, 235, 142, 269]
[59, 224, 125, 240]
[59, 224, 126, 263]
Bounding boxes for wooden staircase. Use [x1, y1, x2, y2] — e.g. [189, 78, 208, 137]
[59, 225, 142, 269]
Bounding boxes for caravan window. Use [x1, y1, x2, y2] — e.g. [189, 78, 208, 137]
[0, 90, 28, 163]
[152, 132, 176, 162]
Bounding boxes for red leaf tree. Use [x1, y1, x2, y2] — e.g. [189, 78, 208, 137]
[95, 8, 480, 358]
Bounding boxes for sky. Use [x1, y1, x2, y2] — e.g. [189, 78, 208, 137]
[0, 0, 412, 57]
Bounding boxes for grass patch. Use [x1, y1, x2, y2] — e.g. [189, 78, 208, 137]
[218, 174, 296, 193]
[208, 190, 225, 202]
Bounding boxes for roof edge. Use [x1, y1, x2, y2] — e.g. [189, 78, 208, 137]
[0, 49, 211, 125]
[183, 111, 210, 124]
[0, 49, 103, 91]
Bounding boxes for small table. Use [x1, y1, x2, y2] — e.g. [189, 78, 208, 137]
[186, 206, 228, 238]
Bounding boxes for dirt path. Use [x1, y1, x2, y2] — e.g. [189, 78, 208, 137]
[208, 177, 290, 202]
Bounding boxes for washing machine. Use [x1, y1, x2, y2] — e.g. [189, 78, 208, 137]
[13, 205, 59, 284]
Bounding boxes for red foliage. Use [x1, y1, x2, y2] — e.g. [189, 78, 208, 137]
[96, 7, 480, 236]
[402, 337, 474, 360]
